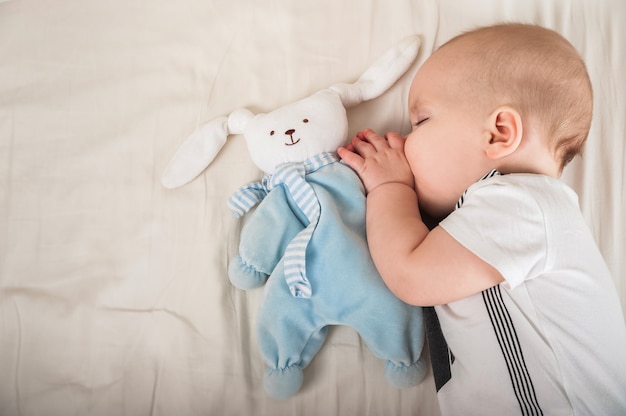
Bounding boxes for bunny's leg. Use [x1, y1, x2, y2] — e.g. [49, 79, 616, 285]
[229, 188, 304, 290]
[256, 276, 328, 399]
[349, 293, 427, 389]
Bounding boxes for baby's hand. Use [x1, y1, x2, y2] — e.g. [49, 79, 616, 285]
[337, 129, 415, 194]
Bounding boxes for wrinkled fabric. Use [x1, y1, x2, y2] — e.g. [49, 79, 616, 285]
[0, 0, 624, 415]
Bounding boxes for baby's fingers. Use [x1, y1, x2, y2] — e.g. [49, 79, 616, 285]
[359, 129, 390, 151]
[351, 134, 378, 157]
[343, 143, 356, 152]
[337, 146, 365, 172]
[385, 132, 406, 150]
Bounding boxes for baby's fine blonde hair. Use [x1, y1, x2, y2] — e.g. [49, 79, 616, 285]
[442, 23, 593, 171]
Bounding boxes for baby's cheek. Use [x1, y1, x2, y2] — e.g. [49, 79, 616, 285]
[407, 152, 433, 184]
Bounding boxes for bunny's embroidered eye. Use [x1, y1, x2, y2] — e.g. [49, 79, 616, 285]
[270, 130, 275, 136]
[303, 119, 309, 123]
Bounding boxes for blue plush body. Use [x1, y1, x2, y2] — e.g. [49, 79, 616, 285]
[229, 160, 426, 398]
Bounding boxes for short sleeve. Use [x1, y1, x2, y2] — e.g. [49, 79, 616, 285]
[439, 177, 547, 288]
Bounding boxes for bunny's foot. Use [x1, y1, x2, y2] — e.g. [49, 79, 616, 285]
[263, 365, 304, 399]
[228, 255, 268, 290]
[384, 358, 427, 389]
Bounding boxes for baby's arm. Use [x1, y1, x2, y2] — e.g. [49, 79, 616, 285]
[338, 129, 503, 306]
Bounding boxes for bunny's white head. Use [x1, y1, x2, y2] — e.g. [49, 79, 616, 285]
[236, 90, 348, 174]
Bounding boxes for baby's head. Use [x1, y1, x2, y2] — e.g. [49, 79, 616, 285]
[442, 23, 593, 171]
[405, 23, 593, 218]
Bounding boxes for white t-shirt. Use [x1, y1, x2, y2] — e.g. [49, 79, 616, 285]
[436, 174, 626, 416]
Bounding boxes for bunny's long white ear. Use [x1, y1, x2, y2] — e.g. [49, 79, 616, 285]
[161, 109, 254, 189]
[330, 35, 421, 108]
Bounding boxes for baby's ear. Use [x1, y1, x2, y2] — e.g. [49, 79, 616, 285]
[485, 106, 523, 159]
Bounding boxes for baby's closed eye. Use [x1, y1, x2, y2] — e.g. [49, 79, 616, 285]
[413, 118, 430, 127]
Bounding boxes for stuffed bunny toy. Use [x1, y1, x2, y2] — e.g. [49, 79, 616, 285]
[162, 36, 426, 399]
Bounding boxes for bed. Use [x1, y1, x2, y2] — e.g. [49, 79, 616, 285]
[0, 0, 624, 415]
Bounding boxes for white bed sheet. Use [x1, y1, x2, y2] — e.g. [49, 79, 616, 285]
[0, 0, 624, 415]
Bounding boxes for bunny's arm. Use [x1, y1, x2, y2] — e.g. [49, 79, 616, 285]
[229, 186, 305, 290]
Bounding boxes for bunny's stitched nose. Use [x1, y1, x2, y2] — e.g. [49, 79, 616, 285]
[283, 128, 301, 146]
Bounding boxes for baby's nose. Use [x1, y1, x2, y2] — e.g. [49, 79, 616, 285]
[285, 129, 295, 135]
